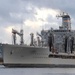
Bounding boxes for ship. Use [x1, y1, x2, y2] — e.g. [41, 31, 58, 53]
[1, 12, 75, 67]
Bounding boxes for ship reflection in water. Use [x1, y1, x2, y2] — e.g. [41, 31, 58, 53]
[0, 65, 75, 75]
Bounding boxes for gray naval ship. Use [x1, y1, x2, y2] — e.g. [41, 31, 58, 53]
[1, 12, 75, 67]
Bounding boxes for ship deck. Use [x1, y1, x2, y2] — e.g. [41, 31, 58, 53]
[49, 52, 75, 59]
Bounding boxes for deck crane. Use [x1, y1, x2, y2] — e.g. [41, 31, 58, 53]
[12, 29, 24, 45]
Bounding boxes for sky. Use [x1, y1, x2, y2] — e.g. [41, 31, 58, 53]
[0, 0, 75, 44]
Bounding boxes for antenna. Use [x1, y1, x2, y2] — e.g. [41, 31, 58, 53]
[56, 11, 67, 19]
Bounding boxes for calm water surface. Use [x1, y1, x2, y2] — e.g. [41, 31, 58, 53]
[0, 65, 75, 75]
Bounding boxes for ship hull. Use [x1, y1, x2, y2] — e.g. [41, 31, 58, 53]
[2, 44, 75, 67]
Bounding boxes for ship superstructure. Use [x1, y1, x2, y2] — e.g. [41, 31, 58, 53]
[37, 12, 75, 53]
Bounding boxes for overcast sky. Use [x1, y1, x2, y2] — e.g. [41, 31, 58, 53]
[0, 0, 75, 44]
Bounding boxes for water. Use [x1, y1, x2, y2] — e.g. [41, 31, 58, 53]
[0, 65, 75, 75]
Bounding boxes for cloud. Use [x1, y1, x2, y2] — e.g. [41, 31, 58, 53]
[0, 26, 11, 43]
[24, 7, 59, 29]
[24, 19, 43, 28]
[35, 8, 59, 20]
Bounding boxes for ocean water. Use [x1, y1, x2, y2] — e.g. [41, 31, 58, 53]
[0, 65, 75, 75]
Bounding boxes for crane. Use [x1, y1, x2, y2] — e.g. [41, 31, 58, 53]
[12, 29, 24, 45]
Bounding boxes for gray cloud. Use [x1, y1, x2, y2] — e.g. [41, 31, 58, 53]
[0, 0, 75, 44]
[22, 0, 75, 17]
[0, 0, 75, 25]
[0, 0, 35, 25]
